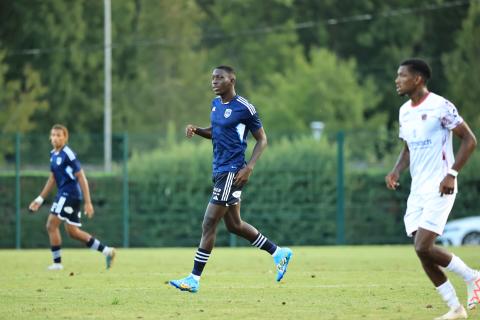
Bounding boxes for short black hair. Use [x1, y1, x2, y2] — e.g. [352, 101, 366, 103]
[400, 58, 432, 82]
[215, 65, 236, 75]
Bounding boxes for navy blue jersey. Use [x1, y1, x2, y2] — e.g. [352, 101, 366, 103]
[210, 95, 262, 173]
[50, 145, 82, 199]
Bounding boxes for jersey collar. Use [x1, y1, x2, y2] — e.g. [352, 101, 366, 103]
[410, 91, 430, 108]
[220, 95, 237, 105]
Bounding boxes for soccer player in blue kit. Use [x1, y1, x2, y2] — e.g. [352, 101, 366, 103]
[29, 124, 116, 270]
[169, 66, 293, 293]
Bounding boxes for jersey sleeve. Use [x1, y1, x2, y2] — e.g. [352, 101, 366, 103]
[70, 158, 82, 173]
[398, 110, 406, 141]
[399, 124, 405, 140]
[245, 105, 262, 133]
[49, 153, 54, 172]
[440, 99, 463, 130]
[64, 147, 82, 173]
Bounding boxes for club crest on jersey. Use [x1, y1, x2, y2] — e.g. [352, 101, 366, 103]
[421, 114, 427, 120]
[224, 109, 232, 118]
[56, 157, 62, 165]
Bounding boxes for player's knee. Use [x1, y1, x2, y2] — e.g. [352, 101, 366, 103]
[415, 243, 432, 259]
[225, 221, 242, 234]
[202, 216, 218, 234]
[66, 227, 79, 239]
[46, 221, 56, 233]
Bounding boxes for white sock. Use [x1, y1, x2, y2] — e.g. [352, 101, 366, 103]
[272, 247, 281, 258]
[190, 273, 200, 281]
[436, 280, 461, 309]
[446, 255, 478, 282]
[102, 246, 112, 257]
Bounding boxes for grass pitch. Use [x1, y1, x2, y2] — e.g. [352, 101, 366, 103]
[1, 246, 479, 320]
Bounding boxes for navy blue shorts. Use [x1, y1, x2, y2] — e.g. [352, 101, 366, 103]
[209, 172, 243, 206]
[50, 194, 82, 226]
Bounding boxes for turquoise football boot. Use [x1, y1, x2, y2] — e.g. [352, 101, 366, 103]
[274, 247, 293, 282]
[106, 248, 116, 269]
[169, 275, 200, 293]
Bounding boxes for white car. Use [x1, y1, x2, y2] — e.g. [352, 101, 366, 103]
[438, 216, 480, 246]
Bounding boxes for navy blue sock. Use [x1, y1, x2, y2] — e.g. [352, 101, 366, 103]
[191, 248, 211, 277]
[251, 233, 277, 255]
[51, 245, 61, 263]
[86, 237, 105, 252]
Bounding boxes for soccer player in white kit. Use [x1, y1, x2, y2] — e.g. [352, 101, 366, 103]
[385, 59, 478, 320]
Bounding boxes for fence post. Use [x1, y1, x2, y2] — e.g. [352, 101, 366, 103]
[15, 133, 21, 249]
[229, 233, 237, 247]
[122, 132, 130, 248]
[336, 131, 345, 245]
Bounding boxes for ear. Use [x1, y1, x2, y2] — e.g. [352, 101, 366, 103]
[414, 74, 424, 86]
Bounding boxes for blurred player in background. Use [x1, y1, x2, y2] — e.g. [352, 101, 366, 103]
[29, 124, 116, 270]
[169, 66, 292, 293]
[386, 59, 478, 319]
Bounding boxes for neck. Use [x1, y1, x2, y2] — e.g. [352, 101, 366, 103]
[220, 90, 236, 103]
[409, 87, 429, 105]
[54, 145, 64, 152]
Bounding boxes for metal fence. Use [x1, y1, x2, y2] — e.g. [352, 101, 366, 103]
[1, 129, 478, 249]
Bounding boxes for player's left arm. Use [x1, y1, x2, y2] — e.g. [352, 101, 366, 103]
[439, 121, 477, 195]
[75, 169, 95, 218]
[234, 127, 267, 186]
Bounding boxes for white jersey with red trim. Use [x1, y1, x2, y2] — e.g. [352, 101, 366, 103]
[398, 92, 463, 195]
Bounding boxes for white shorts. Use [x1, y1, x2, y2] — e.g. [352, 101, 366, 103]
[404, 192, 456, 237]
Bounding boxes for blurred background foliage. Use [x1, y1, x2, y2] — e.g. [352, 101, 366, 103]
[1, 0, 479, 139]
[1, 0, 480, 247]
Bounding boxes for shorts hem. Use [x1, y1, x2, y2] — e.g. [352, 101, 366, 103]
[50, 212, 82, 227]
[209, 199, 240, 207]
[417, 224, 443, 236]
[406, 225, 443, 237]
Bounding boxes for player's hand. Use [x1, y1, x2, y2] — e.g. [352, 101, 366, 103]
[385, 171, 400, 190]
[234, 166, 253, 187]
[439, 175, 455, 196]
[28, 201, 41, 213]
[185, 125, 196, 138]
[84, 202, 94, 218]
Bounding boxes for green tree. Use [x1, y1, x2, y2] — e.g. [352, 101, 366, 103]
[0, 0, 211, 135]
[0, 51, 48, 134]
[250, 48, 383, 137]
[0, 1, 103, 134]
[113, 0, 211, 133]
[442, 1, 480, 129]
[0, 51, 48, 162]
[290, 0, 469, 126]
[197, 0, 301, 94]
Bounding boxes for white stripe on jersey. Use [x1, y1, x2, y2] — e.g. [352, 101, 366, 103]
[66, 165, 76, 180]
[237, 96, 256, 115]
[236, 123, 246, 142]
[63, 146, 76, 161]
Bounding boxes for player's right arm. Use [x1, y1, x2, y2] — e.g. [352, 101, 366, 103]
[385, 142, 410, 190]
[28, 172, 56, 212]
[186, 124, 212, 140]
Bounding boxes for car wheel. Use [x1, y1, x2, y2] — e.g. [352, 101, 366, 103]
[462, 232, 480, 245]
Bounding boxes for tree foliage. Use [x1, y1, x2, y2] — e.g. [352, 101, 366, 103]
[251, 48, 382, 136]
[0, 52, 48, 134]
[0, 0, 476, 139]
[442, 1, 480, 129]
